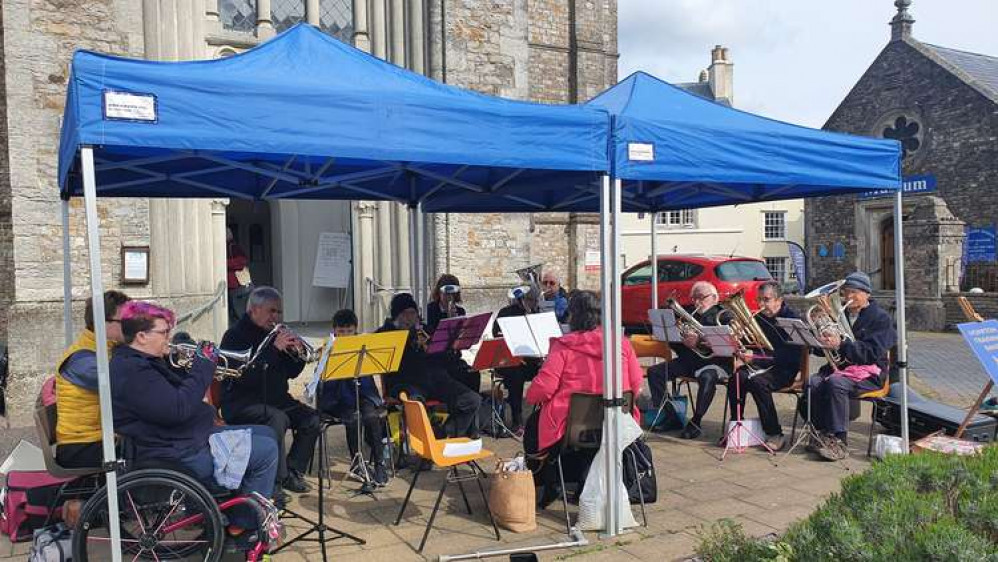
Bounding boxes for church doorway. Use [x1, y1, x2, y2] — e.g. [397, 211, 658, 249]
[881, 216, 895, 290]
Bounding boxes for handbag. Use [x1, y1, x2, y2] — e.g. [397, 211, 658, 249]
[488, 455, 536, 533]
[234, 266, 252, 287]
[623, 438, 657, 504]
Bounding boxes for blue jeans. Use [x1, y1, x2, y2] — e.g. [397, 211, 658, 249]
[180, 425, 279, 528]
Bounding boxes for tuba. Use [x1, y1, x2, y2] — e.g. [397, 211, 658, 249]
[168, 342, 253, 380]
[805, 280, 854, 369]
[666, 298, 712, 359]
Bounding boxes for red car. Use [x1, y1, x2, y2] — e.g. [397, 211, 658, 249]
[620, 255, 774, 330]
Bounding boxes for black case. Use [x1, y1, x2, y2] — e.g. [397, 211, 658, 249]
[874, 383, 997, 443]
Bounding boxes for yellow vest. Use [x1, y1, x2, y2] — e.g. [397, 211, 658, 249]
[55, 330, 112, 445]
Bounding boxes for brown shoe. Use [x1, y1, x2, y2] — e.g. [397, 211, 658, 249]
[817, 437, 848, 461]
[764, 434, 786, 452]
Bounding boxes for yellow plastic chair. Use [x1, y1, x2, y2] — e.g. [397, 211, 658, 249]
[393, 392, 500, 553]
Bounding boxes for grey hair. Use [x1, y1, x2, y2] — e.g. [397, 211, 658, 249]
[246, 286, 282, 311]
[690, 280, 718, 298]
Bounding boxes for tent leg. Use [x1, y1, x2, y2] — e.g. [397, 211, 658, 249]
[81, 146, 124, 562]
[598, 175, 614, 536]
[61, 199, 73, 347]
[650, 212, 658, 311]
[893, 190, 909, 453]
[408, 204, 418, 302]
[416, 202, 426, 307]
[608, 177, 625, 537]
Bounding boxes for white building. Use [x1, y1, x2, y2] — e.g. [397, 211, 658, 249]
[619, 46, 805, 285]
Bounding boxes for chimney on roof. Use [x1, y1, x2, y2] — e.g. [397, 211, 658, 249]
[890, 0, 915, 42]
[708, 44, 734, 104]
[698, 69, 708, 83]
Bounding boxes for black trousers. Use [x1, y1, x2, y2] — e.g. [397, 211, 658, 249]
[225, 400, 321, 480]
[808, 372, 882, 438]
[326, 399, 386, 463]
[394, 368, 482, 438]
[523, 410, 594, 493]
[498, 363, 539, 428]
[648, 353, 731, 424]
[726, 366, 797, 437]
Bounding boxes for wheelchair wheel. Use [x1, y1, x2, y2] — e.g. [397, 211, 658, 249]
[72, 471, 224, 561]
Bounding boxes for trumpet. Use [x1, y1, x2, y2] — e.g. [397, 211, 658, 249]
[805, 280, 854, 369]
[168, 342, 253, 380]
[666, 298, 711, 359]
[256, 323, 321, 363]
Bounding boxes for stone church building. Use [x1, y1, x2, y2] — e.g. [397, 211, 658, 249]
[0, 0, 617, 437]
[806, 0, 997, 330]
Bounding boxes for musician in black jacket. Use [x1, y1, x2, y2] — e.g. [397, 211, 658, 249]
[380, 293, 481, 438]
[492, 287, 543, 436]
[425, 274, 480, 393]
[726, 281, 801, 451]
[220, 286, 320, 494]
[808, 271, 896, 461]
[647, 281, 734, 440]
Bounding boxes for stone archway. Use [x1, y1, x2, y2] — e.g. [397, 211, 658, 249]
[881, 216, 895, 290]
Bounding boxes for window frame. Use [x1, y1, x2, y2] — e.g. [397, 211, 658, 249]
[763, 211, 787, 241]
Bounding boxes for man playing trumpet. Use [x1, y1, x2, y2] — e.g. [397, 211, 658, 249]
[807, 272, 896, 461]
[221, 286, 321, 495]
[647, 281, 733, 440]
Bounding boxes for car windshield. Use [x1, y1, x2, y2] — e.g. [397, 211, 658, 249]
[715, 261, 773, 281]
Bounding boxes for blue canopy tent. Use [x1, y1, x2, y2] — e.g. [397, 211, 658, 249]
[585, 73, 908, 504]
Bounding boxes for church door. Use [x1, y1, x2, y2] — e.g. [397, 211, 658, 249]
[881, 217, 895, 290]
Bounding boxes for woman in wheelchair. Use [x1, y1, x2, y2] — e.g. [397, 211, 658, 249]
[97, 301, 280, 553]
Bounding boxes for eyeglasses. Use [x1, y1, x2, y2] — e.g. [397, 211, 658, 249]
[758, 297, 778, 303]
[542, 280, 558, 286]
[693, 293, 717, 301]
[144, 328, 171, 336]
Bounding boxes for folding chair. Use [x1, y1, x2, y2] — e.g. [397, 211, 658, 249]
[393, 392, 500, 553]
[859, 348, 896, 457]
[781, 348, 811, 443]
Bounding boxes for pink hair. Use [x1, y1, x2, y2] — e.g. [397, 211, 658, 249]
[119, 300, 176, 328]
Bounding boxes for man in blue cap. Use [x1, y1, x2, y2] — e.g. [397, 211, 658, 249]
[808, 271, 896, 461]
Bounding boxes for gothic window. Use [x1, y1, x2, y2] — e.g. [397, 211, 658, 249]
[319, 0, 353, 43]
[221, 0, 257, 32]
[882, 115, 921, 159]
[272, 0, 305, 33]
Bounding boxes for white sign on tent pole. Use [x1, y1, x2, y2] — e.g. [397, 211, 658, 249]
[312, 232, 351, 289]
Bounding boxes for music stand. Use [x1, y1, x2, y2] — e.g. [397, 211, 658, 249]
[275, 331, 406, 561]
[473, 339, 524, 438]
[425, 312, 492, 355]
[774, 318, 828, 462]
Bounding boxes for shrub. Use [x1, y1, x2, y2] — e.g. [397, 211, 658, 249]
[695, 447, 998, 561]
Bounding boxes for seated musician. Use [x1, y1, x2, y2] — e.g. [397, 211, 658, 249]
[540, 270, 570, 323]
[493, 285, 543, 437]
[726, 281, 801, 452]
[524, 291, 644, 507]
[808, 271, 896, 461]
[425, 274, 480, 393]
[109, 301, 279, 529]
[647, 281, 734, 439]
[54, 290, 130, 468]
[380, 293, 481, 438]
[318, 309, 389, 486]
[220, 286, 320, 495]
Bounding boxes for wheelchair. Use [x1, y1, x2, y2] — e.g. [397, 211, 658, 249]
[36, 401, 280, 561]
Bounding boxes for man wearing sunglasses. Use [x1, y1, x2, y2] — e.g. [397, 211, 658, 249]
[647, 281, 734, 440]
[540, 271, 570, 323]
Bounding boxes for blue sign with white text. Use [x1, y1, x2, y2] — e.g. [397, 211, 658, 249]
[958, 320, 998, 386]
[859, 175, 936, 199]
[966, 226, 996, 263]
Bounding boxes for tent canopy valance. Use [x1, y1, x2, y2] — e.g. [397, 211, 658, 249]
[58, 24, 610, 211]
[587, 72, 903, 210]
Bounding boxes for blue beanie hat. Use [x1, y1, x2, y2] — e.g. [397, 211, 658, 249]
[843, 271, 873, 293]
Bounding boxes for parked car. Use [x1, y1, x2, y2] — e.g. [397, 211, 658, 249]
[620, 255, 774, 330]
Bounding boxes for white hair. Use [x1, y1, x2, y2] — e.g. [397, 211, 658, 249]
[246, 286, 282, 311]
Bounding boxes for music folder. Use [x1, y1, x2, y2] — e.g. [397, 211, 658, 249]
[496, 311, 562, 357]
[699, 326, 738, 358]
[472, 338, 524, 371]
[425, 312, 492, 355]
[321, 330, 409, 381]
[648, 309, 683, 343]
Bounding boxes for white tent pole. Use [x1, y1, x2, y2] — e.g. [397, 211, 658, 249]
[61, 199, 73, 346]
[81, 146, 124, 562]
[598, 174, 614, 535]
[650, 212, 658, 310]
[408, 204, 418, 301]
[609, 177, 625, 536]
[893, 190, 910, 452]
[416, 202, 426, 307]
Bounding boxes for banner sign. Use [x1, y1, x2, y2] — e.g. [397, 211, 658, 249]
[858, 175, 936, 199]
[965, 226, 996, 264]
[957, 320, 998, 385]
[786, 241, 806, 294]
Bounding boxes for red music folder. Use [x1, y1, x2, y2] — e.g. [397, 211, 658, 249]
[472, 339, 524, 370]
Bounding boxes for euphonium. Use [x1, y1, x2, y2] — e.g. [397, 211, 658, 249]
[720, 289, 774, 352]
[168, 342, 253, 380]
[666, 298, 712, 359]
[805, 280, 854, 369]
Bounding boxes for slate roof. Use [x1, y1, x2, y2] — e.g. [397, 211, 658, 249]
[675, 81, 732, 106]
[917, 41, 998, 104]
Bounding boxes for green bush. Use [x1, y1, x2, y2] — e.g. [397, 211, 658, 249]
[695, 446, 998, 562]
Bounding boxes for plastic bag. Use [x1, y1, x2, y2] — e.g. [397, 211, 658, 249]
[872, 434, 905, 459]
[576, 413, 642, 531]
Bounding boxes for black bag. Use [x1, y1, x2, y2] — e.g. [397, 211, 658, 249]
[623, 438, 656, 504]
[477, 394, 506, 436]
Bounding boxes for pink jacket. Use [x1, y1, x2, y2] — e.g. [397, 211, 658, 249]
[525, 328, 644, 451]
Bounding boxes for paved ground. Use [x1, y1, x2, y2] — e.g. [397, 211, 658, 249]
[1, 391, 872, 562]
[907, 331, 994, 406]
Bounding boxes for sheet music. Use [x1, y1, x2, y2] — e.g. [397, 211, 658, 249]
[699, 326, 738, 357]
[776, 318, 825, 347]
[304, 332, 334, 405]
[648, 309, 682, 343]
[497, 311, 562, 357]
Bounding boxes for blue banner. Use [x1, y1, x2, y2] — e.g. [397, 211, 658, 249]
[958, 320, 998, 385]
[787, 241, 806, 294]
[966, 226, 996, 263]
[858, 174, 936, 199]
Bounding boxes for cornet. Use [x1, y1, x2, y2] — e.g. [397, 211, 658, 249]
[255, 324, 321, 363]
[168, 342, 253, 380]
[805, 280, 855, 369]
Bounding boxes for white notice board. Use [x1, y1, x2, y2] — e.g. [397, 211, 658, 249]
[312, 232, 351, 288]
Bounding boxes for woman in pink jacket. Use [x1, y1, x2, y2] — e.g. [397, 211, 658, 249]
[524, 290, 644, 507]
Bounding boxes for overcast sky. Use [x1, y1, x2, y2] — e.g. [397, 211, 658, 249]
[618, 1, 998, 128]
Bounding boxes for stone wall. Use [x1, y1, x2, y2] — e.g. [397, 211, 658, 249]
[808, 39, 998, 294]
[0, 4, 13, 343]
